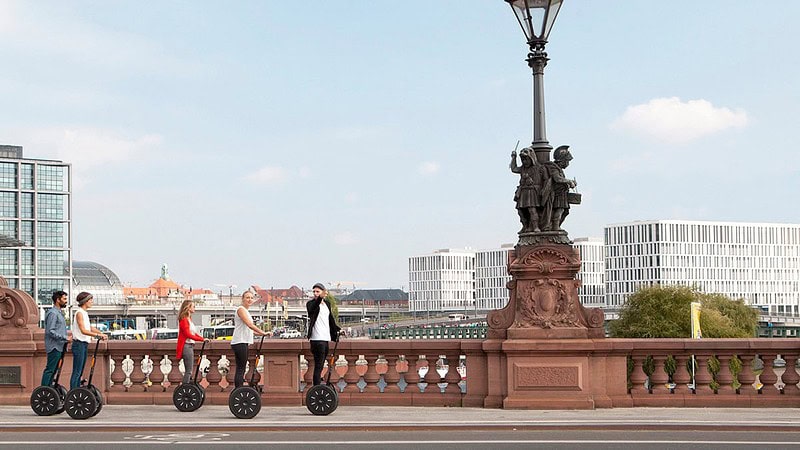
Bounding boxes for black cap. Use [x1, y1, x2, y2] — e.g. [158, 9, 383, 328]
[312, 283, 326, 291]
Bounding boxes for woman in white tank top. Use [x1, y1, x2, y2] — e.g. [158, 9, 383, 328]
[230, 291, 268, 388]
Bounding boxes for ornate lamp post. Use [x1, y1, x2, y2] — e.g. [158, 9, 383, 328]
[505, 0, 563, 164]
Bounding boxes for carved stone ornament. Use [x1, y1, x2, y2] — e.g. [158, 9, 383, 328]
[516, 279, 581, 329]
[0, 276, 40, 330]
[487, 244, 605, 339]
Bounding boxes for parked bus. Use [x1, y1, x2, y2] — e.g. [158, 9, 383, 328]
[149, 328, 179, 340]
[108, 329, 147, 340]
[202, 325, 234, 340]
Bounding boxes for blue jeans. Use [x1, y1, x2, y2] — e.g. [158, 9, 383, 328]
[41, 349, 63, 386]
[70, 340, 89, 390]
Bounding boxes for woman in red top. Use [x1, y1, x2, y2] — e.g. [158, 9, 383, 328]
[176, 300, 206, 384]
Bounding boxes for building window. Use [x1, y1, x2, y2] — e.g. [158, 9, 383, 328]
[36, 165, 66, 192]
[0, 191, 17, 218]
[0, 162, 16, 189]
[36, 193, 68, 220]
[0, 249, 18, 276]
[37, 221, 66, 248]
[37, 250, 68, 276]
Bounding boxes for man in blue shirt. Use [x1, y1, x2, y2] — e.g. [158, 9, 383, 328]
[41, 290, 69, 386]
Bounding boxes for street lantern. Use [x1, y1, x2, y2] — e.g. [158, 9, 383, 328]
[504, 0, 564, 163]
[506, 0, 563, 45]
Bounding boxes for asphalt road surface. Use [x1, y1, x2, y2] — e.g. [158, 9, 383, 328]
[1, 430, 799, 449]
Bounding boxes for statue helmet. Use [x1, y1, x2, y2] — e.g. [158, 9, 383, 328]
[553, 145, 572, 162]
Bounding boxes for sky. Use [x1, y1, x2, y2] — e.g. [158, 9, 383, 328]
[1, 1, 798, 293]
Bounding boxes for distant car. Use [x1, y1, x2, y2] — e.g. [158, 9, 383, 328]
[280, 330, 302, 339]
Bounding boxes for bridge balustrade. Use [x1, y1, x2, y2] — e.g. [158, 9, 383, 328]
[6, 338, 799, 408]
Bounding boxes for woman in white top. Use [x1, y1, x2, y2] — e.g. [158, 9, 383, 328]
[230, 291, 268, 388]
[70, 292, 107, 390]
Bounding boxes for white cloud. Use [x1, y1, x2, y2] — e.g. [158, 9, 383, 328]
[334, 232, 358, 246]
[418, 161, 440, 175]
[611, 97, 748, 143]
[245, 166, 289, 185]
[0, 1, 17, 32]
[6, 126, 162, 188]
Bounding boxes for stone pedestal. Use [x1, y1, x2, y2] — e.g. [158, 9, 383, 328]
[0, 276, 42, 405]
[486, 244, 610, 409]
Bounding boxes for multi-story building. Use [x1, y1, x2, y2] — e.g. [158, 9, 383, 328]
[605, 220, 800, 315]
[574, 237, 606, 308]
[475, 245, 513, 311]
[408, 248, 475, 314]
[0, 145, 72, 305]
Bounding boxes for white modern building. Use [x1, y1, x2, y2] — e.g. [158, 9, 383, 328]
[0, 145, 72, 305]
[605, 220, 800, 316]
[574, 237, 606, 308]
[408, 248, 475, 314]
[475, 244, 513, 311]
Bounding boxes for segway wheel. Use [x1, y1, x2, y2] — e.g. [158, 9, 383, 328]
[54, 385, 67, 414]
[30, 386, 60, 416]
[173, 383, 203, 412]
[305, 385, 339, 416]
[65, 387, 98, 420]
[89, 385, 103, 417]
[229, 386, 262, 419]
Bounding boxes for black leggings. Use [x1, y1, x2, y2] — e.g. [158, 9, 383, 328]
[231, 343, 249, 388]
[310, 340, 329, 386]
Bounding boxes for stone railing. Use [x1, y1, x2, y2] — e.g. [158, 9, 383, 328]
[6, 338, 797, 408]
[369, 326, 487, 340]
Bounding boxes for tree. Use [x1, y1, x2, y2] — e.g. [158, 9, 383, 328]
[325, 292, 339, 321]
[609, 285, 758, 338]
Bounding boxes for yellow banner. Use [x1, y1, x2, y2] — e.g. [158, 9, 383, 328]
[690, 302, 702, 339]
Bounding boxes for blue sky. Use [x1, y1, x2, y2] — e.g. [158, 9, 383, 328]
[1, 1, 798, 292]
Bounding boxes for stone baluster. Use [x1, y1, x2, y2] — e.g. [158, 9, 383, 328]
[128, 352, 147, 392]
[781, 354, 799, 395]
[672, 355, 692, 394]
[167, 355, 183, 390]
[423, 355, 443, 395]
[205, 353, 223, 392]
[302, 352, 314, 389]
[225, 355, 237, 391]
[109, 355, 127, 392]
[403, 354, 421, 394]
[361, 354, 381, 393]
[149, 355, 166, 392]
[758, 353, 780, 395]
[443, 353, 462, 395]
[327, 356, 343, 391]
[693, 354, 713, 395]
[736, 354, 757, 395]
[342, 354, 361, 394]
[382, 355, 401, 394]
[649, 355, 670, 395]
[715, 355, 735, 395]
[629, 355, 648, 394]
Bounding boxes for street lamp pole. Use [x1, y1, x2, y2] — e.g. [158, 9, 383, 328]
[505, 0, 564, 164]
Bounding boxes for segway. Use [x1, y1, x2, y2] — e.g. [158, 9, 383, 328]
[173, 340, 206, 412]
[64, 338, 104, 420]
[30, 343, 69, 416]
[228, 335, 266, 419]
[305, 335, 341, 416]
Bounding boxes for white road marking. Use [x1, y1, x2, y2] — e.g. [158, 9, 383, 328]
[0, 440, 799, 446]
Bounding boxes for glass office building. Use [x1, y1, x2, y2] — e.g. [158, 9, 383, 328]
[0, 145, 72, 305]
